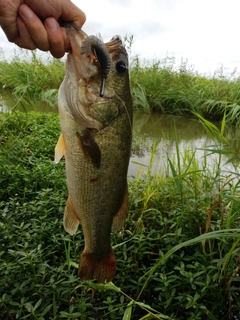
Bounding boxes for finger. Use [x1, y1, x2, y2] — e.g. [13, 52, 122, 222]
[1, 22, 18, 43]
[15, 17, 37, 50]
[44, 18, 66, 58]
[0, 2, 18, 42]
[18, 4, 50, 51]
[61, 2, 86, 28]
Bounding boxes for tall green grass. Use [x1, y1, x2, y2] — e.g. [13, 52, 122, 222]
[0, 49, 64, 108]
[131, 56, 240, 125]
[1, 111, 240, 319]
[1, 49, 240, 125]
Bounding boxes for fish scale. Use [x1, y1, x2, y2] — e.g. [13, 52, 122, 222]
[55, 24, 133, 283]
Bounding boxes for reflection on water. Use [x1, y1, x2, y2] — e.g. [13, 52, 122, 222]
[129, 111, 240, 178]
[0, 93, 58, 113]
[1, 93, 240, 179]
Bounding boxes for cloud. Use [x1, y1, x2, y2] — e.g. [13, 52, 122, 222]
[105, 0, 133, 6]
[0, 0, 240, 74]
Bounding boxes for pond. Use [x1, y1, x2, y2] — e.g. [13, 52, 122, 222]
[1, 93, 240, 179]
[130, 111, 240, 179]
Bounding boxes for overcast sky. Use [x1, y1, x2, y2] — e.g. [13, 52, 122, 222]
[1, 0, 240, 76]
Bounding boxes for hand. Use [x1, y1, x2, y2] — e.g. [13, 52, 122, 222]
[0, 0, 86, 58]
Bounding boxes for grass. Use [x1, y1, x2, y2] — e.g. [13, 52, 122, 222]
[0, 49, 64, 109]
[130, 57, 240, 125]
[1, 111, 240, 319]
[1, 49, 240, 124]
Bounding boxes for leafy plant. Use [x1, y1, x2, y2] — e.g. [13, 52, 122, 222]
[1, 112, 240, 319]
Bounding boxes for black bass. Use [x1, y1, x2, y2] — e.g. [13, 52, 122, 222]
[55, 24, 133, 283]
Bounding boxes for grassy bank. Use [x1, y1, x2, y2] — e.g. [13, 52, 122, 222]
[0, 50, 63, 108]
[1, 111, 240, 319]
[131, 57, 240, 123]
[1, 50, 240, 124]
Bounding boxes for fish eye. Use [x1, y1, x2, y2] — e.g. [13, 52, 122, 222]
[116, 61, 127, 74]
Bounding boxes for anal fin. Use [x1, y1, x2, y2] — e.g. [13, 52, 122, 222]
[79, 247, 116, 283]
[112, 185, 128, 231]
[63, 196, 80, 235]
[55, 133, 66, 163]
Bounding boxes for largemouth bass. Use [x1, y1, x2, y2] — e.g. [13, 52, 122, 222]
[55, 24, 133, 283]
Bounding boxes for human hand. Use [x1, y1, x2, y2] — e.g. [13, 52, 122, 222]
[0, 0, 86, 58]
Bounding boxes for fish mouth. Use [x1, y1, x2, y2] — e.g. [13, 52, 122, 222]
[63, 23, 112, 98]
[62, 25, 126, 129]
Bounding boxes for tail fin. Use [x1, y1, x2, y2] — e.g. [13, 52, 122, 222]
[78, 248, 116, 283]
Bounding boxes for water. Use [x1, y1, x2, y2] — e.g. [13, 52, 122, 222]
[1, 93, 240, 178]
[129, 111, 240, 178]
[0, 93, 58, 113]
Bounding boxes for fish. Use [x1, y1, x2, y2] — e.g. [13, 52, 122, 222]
[55, 24, 133, 283]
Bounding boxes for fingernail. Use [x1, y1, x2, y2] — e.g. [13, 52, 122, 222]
[19, 4, 33, 19]
[45, 18, 58, 32]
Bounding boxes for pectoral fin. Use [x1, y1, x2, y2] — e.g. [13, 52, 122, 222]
[77, 128, 101, 168]
[55, 133, 66, 163]
[112, 185, 128, 231]
[63, 196, 80, 235]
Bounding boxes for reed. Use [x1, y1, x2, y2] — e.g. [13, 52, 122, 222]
[0, 49, 64, 107]
[1, 49, 240, 125]
[130, 56, 240, 126]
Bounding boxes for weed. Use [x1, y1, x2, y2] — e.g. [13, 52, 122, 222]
[1, 112, 240, 319]
[0, 50, 64, 110]
[2, 50, 240, 125]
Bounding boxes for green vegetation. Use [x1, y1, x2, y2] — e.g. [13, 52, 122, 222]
[131, 57, 240, 124]
[1, 111, 240, 319]
[0, 50, 64, 108]
[1, 50, 240, 125]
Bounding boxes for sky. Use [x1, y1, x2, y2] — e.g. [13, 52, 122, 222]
[1, 0, 240, 76]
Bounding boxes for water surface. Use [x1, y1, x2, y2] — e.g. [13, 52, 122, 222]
[129, 111, 240, 178]
[1, 93, 240, 178]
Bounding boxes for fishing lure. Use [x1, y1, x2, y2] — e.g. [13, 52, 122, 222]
[61, 22, 111, 97]
[81, 35, 111, 97]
